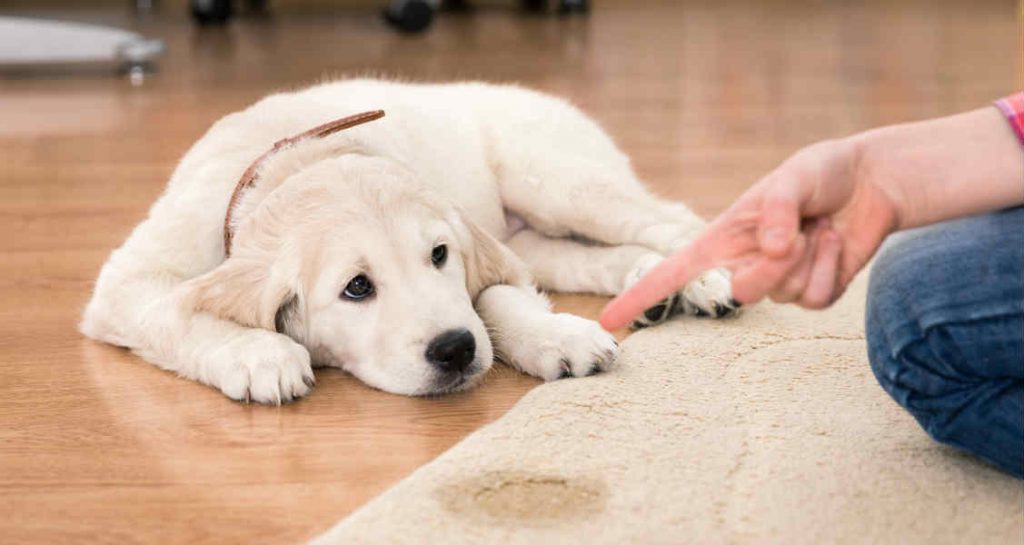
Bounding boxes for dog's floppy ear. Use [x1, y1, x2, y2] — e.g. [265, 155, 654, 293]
[182, 253, 298, 332]
[454, 212, 532, 300]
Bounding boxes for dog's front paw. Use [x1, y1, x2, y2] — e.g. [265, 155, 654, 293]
[210, 331, 315, 404]
[504, 313, 618, 381]
[625, 261, 741, 328]
[679, 267, 741, 318]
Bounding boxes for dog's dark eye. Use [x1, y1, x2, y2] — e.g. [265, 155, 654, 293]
[342, 274, 374, 301]
[431, 244, 448, 268]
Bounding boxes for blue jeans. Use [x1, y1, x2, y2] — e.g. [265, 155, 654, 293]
[866, 207, 1024, 478]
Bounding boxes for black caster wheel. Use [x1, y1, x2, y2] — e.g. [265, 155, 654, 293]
[385, 0, 436, 33]
[246, 0, 269, 15]
[191, 0, 234, 25]
[522, 0, 547, 12]
[558, 0, 588, 15]
[440, 0, 471, 12]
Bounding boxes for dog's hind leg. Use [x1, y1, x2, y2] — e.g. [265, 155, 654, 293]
[500, 158, 706, 255]
[506, 228, 735, 326]
[486, 97, 738, 318]
[505, 228, 659, 296]
[497, 153, 740, 318]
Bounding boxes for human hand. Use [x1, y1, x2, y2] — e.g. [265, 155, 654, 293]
[600, 137, 901, 331]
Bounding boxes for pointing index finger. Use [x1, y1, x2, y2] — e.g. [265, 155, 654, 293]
[599, 212, 759, 331]
[598, 240, 714, 331]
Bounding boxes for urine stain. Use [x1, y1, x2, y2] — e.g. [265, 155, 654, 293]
[437, 471, 606, 524]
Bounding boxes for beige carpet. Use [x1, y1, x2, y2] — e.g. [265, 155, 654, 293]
[311, 276, 1023, 544]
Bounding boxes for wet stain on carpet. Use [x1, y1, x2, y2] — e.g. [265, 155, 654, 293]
[437, 471, 606, 524]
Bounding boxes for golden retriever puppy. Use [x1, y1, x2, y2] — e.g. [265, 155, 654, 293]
[81, 79, 736, 403]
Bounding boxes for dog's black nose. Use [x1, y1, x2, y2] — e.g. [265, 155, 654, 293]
[425, 328, 476, 374]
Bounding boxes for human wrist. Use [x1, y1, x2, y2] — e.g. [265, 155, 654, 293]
[847, 126, 914, 232]
[850, 107, 1024, 232]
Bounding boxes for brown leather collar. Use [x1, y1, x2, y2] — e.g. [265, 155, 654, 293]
[223, 110, 386, 257]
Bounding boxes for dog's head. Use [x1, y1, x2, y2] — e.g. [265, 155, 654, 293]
[183, 155, 525, 395]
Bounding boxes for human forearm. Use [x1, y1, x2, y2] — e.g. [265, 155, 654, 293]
[603, 99, 1024, 327]
[852, 106, 1024, 230]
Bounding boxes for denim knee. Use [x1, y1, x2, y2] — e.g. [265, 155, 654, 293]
[866, 241, 944, 428]
[866, 210, 1024, 398]
[865, 219, 1024, 477]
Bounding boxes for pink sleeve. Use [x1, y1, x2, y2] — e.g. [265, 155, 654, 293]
[994, 92, 1024, 146]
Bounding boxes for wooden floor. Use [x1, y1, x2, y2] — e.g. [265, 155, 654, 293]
[0, 1, 1018, 543]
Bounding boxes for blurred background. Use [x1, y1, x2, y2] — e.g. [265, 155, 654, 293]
[2, 0, 1020, 215]
[0, 1, 1020, 543]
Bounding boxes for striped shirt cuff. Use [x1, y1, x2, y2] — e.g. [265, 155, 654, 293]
[994, 92, 1024, 146]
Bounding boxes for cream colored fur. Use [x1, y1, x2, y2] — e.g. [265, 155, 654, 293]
[81, 79, 735, 403]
